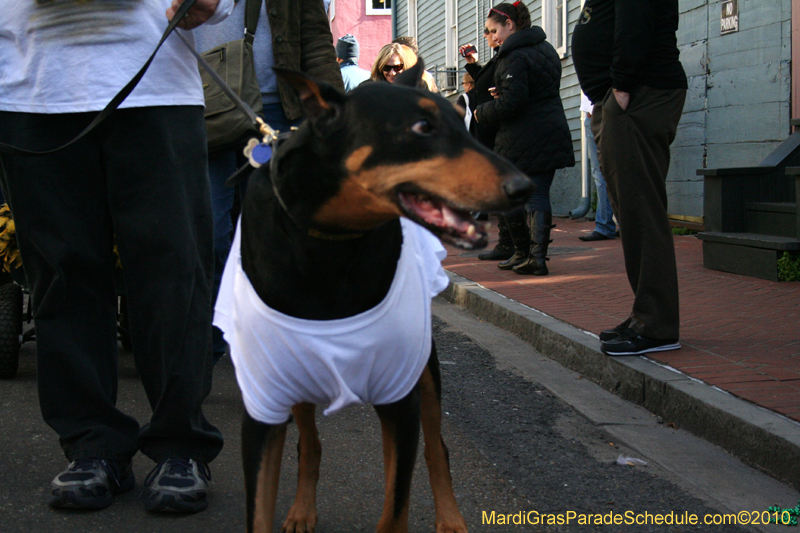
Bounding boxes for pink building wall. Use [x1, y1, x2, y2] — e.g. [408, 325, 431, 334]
[329, 0, 393, 72]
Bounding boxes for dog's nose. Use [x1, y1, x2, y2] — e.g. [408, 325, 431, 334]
[502, 174, 535, 203]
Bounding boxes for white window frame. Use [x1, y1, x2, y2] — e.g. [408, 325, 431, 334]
[542, 0, 568, 58]
[445, 0, 457, 68]
[366, 0, 392, 16]
[407, 0, 418, 38]
[444, 0, 458, 92]
[328, 0, 335, 21]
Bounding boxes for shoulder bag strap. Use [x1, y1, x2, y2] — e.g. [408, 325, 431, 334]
[244, 0, 261, 45]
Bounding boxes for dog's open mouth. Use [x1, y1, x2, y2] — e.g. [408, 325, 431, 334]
[397, 190, 489, 249]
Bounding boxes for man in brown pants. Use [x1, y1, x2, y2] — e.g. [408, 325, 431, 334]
[572, 0, 687, 355]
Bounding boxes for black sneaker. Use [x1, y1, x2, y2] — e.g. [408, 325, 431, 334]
[599, 318, 631, 342]
[601, 329, 681, 356]
[477, 244, 514, 261]
[50, 458, 135, 510]
[142, 458, 211, 513]
[579, 231, 613, 242]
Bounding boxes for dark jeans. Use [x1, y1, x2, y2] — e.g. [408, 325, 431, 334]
[591, 86, 686, 340]
[524, 170, 556, 213]
[0, 107, 223, 463]
[209, 102, 301, 360]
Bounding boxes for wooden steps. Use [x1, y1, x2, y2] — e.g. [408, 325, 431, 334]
[696, 137, 800, 281]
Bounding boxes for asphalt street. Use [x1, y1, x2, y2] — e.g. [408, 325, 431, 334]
[0, 297, 797, 532]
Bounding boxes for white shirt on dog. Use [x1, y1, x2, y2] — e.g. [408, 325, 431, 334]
[214, 218, 449, 425]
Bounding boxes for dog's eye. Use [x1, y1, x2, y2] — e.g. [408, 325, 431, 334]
[411, 119, 433, 136]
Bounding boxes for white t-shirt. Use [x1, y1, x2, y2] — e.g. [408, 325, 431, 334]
[214, 218, 450, 425]
[580, 92, 594, 114]
[0, 0, 234, 113]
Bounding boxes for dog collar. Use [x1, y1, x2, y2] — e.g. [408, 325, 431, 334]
[307, 227, 364, 241]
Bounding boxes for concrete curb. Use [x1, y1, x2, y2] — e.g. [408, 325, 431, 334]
[441, 271, 800, 492]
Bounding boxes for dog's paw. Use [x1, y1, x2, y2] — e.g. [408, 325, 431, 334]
[281, 507, 318, 533]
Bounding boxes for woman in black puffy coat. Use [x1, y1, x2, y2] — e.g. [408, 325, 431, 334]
[474, 1, 574, 276]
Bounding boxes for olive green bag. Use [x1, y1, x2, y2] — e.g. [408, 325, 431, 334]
[200, 0, 264, 154]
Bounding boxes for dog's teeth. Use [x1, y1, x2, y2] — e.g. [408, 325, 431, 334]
[467, 225, 476, 238]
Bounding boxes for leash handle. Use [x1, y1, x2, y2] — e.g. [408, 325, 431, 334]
[0, 0, 198, 157]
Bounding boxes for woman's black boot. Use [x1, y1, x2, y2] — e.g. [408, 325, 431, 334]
[478, 215, 514, 260]
[497, 212, 530, 270]
[513, 211, 553, 276]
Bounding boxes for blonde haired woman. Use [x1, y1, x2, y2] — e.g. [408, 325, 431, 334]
[369, 43, 438, 92]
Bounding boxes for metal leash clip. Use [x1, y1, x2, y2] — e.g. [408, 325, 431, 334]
[242, 118, 279, 168]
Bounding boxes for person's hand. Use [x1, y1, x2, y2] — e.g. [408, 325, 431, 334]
[488, 87, 499, 99]
[613, 89, 629, 111]
[460, 44, 478, 64]
[166, 0, 221, 29]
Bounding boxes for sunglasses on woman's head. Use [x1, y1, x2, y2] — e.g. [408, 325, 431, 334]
[382, 64, 404, 74]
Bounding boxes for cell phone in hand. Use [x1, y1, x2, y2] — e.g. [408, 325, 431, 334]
[460, 45, 477, 58]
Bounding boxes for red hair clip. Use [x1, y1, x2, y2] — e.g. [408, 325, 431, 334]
[513, 0, 522, 6]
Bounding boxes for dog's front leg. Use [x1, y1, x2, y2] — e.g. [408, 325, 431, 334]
[420, 342, 468, 533]
[374, 385, 421, 533]
[283, 403, 321, 533]
[243, 411, 288, 533]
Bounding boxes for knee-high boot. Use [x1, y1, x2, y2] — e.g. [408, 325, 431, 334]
[513, 211, 553, 276]
[497, 211, 530, 270]
[478, 215, 514, 260]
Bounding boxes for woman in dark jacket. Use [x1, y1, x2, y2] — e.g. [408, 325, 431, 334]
[475, 1, 575, 276]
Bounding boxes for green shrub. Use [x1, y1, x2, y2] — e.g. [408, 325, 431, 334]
[777, 252, 800, 282]
[671, 226, 697, 236]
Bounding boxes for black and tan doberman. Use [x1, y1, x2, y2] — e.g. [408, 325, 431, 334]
[232, 62, 533, 533]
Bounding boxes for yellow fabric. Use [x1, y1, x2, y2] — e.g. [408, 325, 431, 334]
[0, 204, 22, 273]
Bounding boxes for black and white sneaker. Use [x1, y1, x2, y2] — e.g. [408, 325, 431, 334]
[601, 329, 681, 356]
[599, 318, 632, 342]
[142, 458, 211, 513]
[50, 458, 135, 510]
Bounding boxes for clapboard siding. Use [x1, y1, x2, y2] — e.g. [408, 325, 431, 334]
[669, 0, 791, 216]
[700, 0, 792, 194]
[396, 1, 408, 34]
[417, 0, 447, 70]
[457, 1, 473, 50]
[670, 0, 708, 215]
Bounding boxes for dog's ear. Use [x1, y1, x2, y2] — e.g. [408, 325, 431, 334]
[273, 67, 345, 120]
[395, 57, 426, 89]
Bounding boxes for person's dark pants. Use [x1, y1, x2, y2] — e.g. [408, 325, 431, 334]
[208, 102, 301, 361]
[523, 170, 555, 214]
[0, 107, 223, 464]
[591, 86, 686, 340]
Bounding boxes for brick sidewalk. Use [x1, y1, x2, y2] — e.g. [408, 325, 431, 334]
[442, 216, 800, 423]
